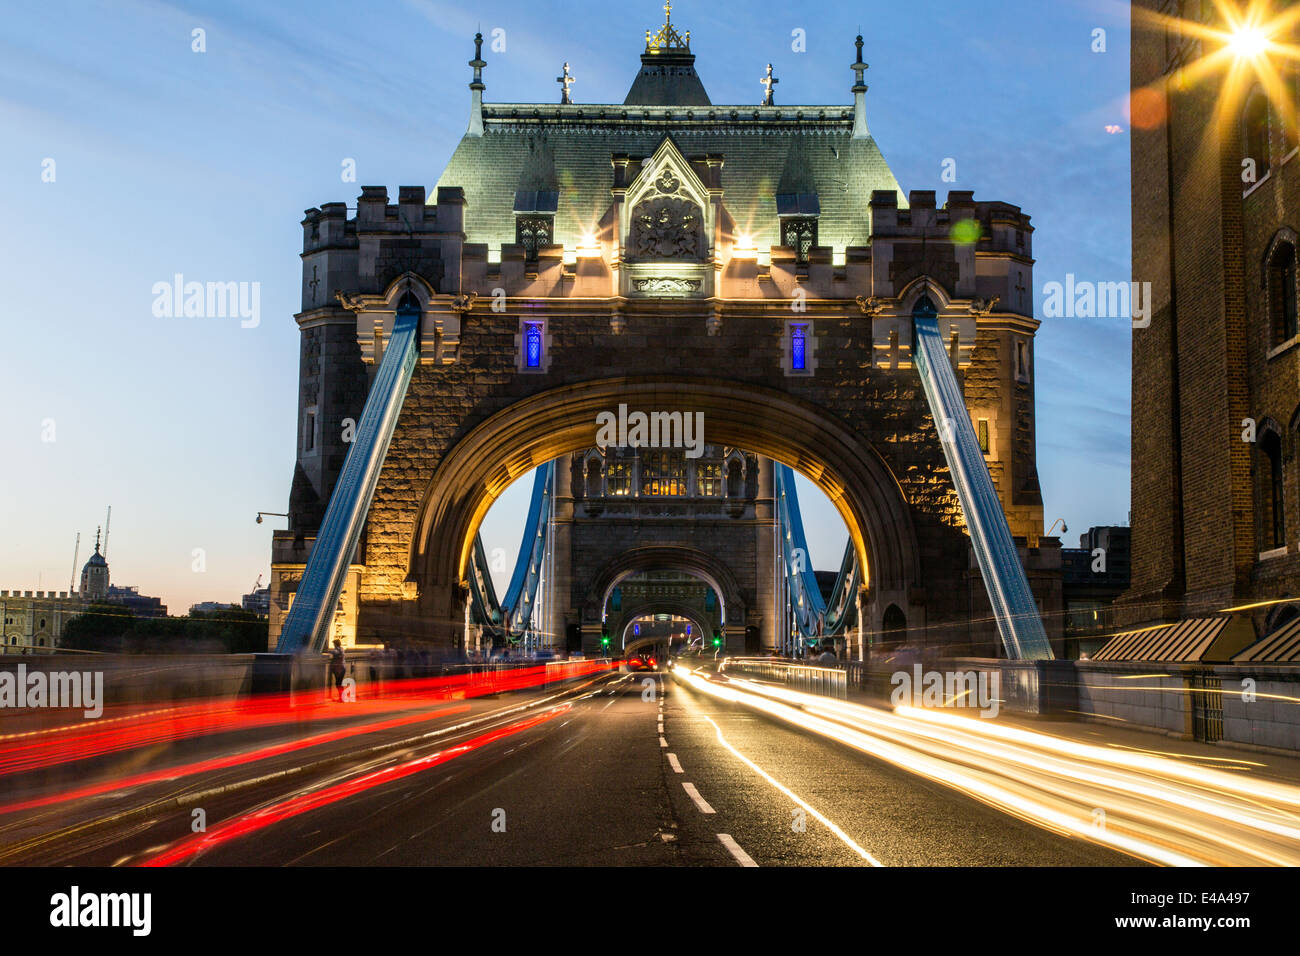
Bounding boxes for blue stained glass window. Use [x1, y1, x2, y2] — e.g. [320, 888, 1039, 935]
[791, 323, 808, 371]
[524, 321, 543, 368]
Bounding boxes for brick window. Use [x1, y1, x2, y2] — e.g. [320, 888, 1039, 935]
[1243, 91, 1270, 183]
[1268, 241, 1298, 345]
[1261, 430, 1286, 549]
[978, 419, 990, 454]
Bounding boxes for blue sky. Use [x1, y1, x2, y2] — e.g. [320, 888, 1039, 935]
[0, 0, 1132, 611]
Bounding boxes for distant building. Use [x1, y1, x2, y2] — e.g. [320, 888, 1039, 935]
[0, 589, 85, 654]
[107, 585, 168, 618]
[1062, 525, 1131, 657]
[241, 586, 270, 617]
[79, 530, 109, 600]
[2, 524, 169, 652]
[189, 601, 238, 616]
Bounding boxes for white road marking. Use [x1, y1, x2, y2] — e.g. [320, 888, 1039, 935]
[682, 782, 716, 814]
[659, 735, 669, 747]
[657, 722, 664, 733]
[716, 833, 758, 867]
[666, 752, 684, 773]
[701, 714, 884, 866]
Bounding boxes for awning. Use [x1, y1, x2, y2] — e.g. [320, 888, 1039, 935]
[1093, 617, 1228, 662]
[1232, 616, 1300, 663]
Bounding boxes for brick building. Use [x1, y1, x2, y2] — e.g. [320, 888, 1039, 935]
[1126, 1, 1300, 636]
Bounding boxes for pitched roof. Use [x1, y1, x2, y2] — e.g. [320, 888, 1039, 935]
[435, 107, 905, 255]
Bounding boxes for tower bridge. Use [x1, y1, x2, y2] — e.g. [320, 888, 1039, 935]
[269, 14, 1061, 661]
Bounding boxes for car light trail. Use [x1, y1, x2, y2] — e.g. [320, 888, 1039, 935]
[673, 665, 1300, 866]
[0, 660, 612, 776]
[0, 703, 471, 816]
[140, 704, 572, 866]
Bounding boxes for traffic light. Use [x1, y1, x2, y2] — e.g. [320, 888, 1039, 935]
[600, 623, 610, 651]
[711, 627, 722, 649]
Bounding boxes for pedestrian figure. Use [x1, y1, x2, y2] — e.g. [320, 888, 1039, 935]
[329, 638, 346, 700]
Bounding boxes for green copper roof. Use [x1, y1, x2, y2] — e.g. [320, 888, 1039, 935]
[435, 107, 905, 257]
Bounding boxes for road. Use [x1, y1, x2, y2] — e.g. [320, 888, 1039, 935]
[0, 667, 1135, 866]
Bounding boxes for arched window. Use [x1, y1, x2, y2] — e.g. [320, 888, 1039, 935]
[1260, 428, 1286, 549]
[1268, 240, 1298, 345]
[881, 604, 907, 645]
[725, 457, 744, 497]
[1244, 91, 1271, 184]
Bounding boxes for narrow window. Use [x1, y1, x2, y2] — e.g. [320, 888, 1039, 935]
[1262, 430, 1286, 549]
[1269, 241, 1298, 345]
[302, 409, 317, 453]
[791, 323, 808, 371]
[978, 419, 990, 454]
[1244, 92, 1270, 183]
[524, 321, 543, 368]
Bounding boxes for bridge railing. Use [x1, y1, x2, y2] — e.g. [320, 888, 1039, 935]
[719, 657, 847, 700]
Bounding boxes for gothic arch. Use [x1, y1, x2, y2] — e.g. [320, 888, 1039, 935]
[407, 376, 922, 607]
[586, 546, 744, 628]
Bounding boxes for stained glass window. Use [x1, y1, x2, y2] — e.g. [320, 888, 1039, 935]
[791, 323, 808, 371]
[524, 321, 543, 368]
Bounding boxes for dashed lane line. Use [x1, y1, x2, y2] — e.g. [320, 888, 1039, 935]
[666, 753, 684, 774]
[682, 782, 716, 814]
[717, 833, 758, 867]
[701, 714, 883, 866]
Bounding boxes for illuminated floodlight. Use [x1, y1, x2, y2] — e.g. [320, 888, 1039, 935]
[1229, 23, 1269, 59]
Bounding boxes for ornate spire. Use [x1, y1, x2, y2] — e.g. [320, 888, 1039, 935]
[94, 526, 101, 554]
[645, 0, 690, 52]
[468, 32, 487, 137]
[760, 63, 778, 106]
[556, 61, 575, 104]
[850, 34, 870, 139]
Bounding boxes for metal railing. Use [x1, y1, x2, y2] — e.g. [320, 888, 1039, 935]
[720, 657, 847, 700]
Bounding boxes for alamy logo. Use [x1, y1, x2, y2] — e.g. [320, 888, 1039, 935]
[50, 886, 151, 936]
[0, 664, 102, 718]
[1041, 274, 1152, 328]
[890, 665, 1000, 717]
[595, 403, 705, 459]
[151, 273, 261, 328]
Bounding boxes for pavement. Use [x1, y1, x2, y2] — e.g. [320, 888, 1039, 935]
[0, 667, 1136, 866]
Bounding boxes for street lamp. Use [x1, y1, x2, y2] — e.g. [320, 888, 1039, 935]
[255, 511, 288, 525]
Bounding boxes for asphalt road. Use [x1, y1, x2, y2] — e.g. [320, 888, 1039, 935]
[2, 668, 1136, 866]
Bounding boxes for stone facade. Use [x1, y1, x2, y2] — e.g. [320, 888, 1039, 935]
[0, 590, 85, 654]
[270, 25, 1058, 657]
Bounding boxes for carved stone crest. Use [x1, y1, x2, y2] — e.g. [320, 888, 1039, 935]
[633, 277, 702, 294]
[628, 196, 703, 260]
